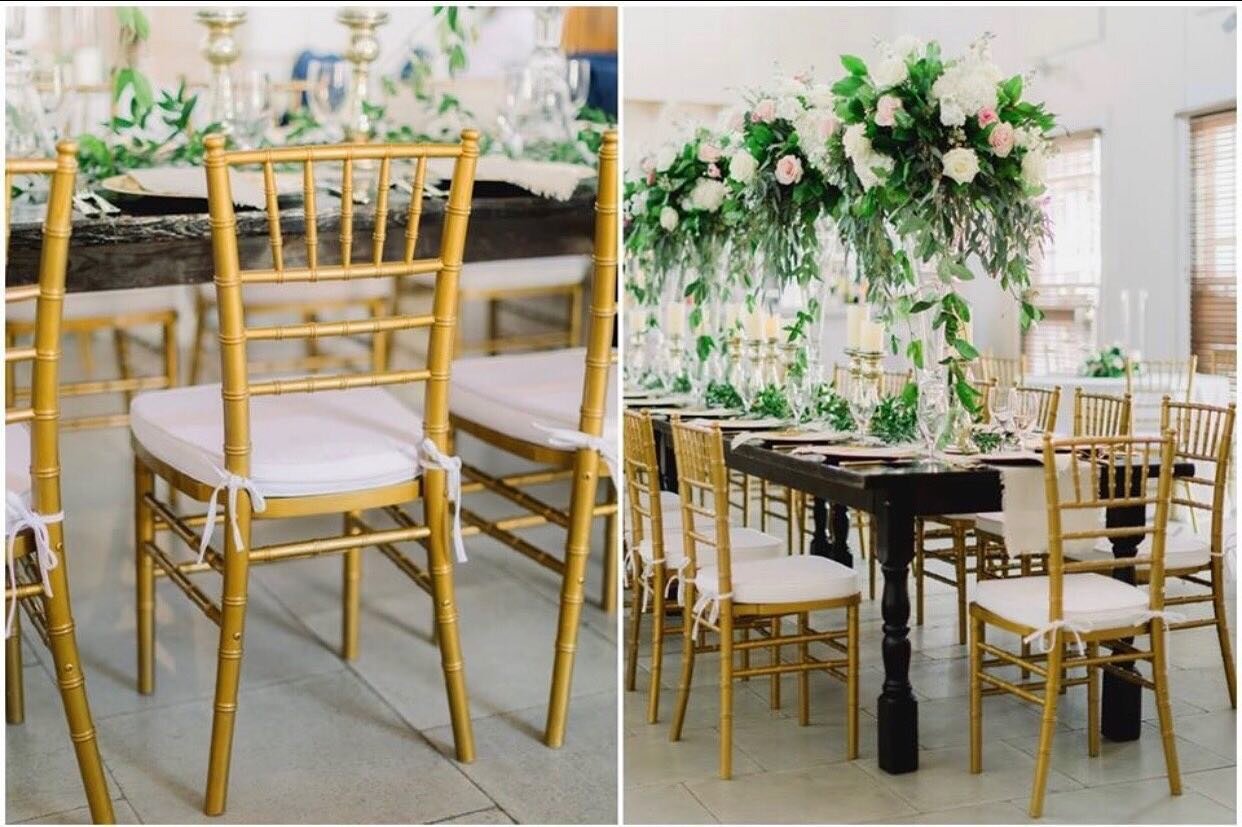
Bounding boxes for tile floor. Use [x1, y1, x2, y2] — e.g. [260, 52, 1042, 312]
[6, 332, 618, 824]
[623, 521, 1237, 824]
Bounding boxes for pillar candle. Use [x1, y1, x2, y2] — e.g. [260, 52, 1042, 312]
[666, 302, 685, 337]
[745, 308, 764, 341]
[846, 304, 864, 349]
[763, 313, 781, 341]
[860, 319, 884, 352]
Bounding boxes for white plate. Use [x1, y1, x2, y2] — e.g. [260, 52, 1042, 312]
[762, 429, 852, 443]
[707, 417, 787, 430]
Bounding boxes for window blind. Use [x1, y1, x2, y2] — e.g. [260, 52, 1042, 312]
[1190, 109, 1236, 380]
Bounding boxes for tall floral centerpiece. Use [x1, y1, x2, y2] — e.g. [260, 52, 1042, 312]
[820, 35, 1056, 408]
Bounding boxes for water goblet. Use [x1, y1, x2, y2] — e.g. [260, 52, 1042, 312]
[566, 58, 591, 117]
[306, 58, 350, 139]
[850, 382, 879, 443]
[230, 70, 272, 149]
[917, 381, 948, 462]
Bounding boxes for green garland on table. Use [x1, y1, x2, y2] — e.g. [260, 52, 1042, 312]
[749, 385, 792, 419]
[1083, 345, 1130, 378]
[705, 380, 743, 410]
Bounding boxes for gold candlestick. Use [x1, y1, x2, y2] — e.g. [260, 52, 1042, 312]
[337, 7, 389, 138]
[196, 8, 247, 127]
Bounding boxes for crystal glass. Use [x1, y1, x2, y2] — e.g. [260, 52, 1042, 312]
[739, 343, 765, 415]
[566, 57, 591, 115]
[917, 381, 949, 461]
[991, 386, 1014, 439]
[306, 58, 350, 138]
[5, 49, 53, 157]
[33, 61, 68, 138]
[850, 382, 879, 442]
[230, 70, 272, 149]
[1011, 388, 1038, 448]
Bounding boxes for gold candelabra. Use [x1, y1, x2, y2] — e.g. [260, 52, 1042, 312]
[337, 7, 389, 137]
[845, 346, 883, 397]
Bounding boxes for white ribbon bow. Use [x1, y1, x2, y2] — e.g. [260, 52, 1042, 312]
[1022, 618, 1092, 657]
[199, 471, 268, 564]
[532, 423, 618, 483]
[6, 492, 63, 638]
[418, 437, 467, 564]
[690, 583, 732, 638]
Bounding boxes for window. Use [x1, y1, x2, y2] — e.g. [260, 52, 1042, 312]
[1190, 109, 1236, 379]
[1022, 132, 1102, 375]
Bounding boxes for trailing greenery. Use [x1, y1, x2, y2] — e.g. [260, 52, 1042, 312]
[749, 384, 793, 419]
[705, 380, 743, 410]
[971, 428, 1004, 453]
[813, 384, 855, 431]
[868, 391, 918, 444]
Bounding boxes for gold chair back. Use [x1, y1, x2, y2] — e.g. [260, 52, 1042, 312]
[668, 419, 732, 593]
[977, 354, 1026, 388]
[622, 409, 663, 555]
[881, 369, 913, 397]
[1127, 356, 1197, 400]
[1162, 399, 1236, 551]
[203, 131, 480, 483]
[1042, 432, 1176, 620]
[1073, 389, 1131, 437]
[1015, 385, 1061, 433]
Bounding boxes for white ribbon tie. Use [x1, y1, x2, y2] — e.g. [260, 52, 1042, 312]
[533, 423, 618, 482]
[199, 471, 268, 564]
[6, 492, 63, 638]
[418, 437, 468, 564]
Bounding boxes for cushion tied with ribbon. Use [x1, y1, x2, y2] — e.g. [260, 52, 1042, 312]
[1022, 618, 1092, 657]
[5, 491, 64, 638]
[417, 437, 467, 564]
[532, 422, 618, 482]
[690, 582, 732, 638]
[199, 471, 268, 565]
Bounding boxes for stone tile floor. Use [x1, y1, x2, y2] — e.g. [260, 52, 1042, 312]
[6, 335, 618, 824]
[623, 526, 1237, 824]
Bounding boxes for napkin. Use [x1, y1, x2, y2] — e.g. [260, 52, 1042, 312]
[427, 156, 595, 201]
[995, 455, 1102, 556]
[125, 167, 269, 210]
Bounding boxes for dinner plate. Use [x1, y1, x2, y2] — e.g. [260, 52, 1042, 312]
[97, 170, 304, 215]
[707, 417, 787, 430]
[647, 407, 740, 418]
[761, 429, 852, 443]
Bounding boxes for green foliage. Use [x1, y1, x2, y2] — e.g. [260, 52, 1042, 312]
[750, 384, 792, 419]
[1083, 345, 1130, 378]
[813, 384, 855, 431]
[705, 380, 743, 410]
[972, 428, 1004, 453]
[869, 393, 918, 444]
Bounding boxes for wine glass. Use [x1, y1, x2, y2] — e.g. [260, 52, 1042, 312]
[306, 59, 350, 138]
[850, 382, 879, 443]
[230, 70, 272, 149]
[917, 381, 948, 462]
[991, 386, 1015, 444]
[739, 348, 764, 416]
[1011, 388, 1037, 449]
[566, 58, 591, 116]
[33, 61, 68, 139]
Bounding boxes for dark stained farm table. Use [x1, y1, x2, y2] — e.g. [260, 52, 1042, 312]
[6, 189, 595, 291]
[648, 415, 1193, 775]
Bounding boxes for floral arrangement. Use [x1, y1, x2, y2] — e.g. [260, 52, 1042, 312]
[819, 34, 1056, 409]
[1083, 345, 1132, 378]
[749, 384, 793, 419]
[813, 384, 855, 431]
[705, 380, 743, 410]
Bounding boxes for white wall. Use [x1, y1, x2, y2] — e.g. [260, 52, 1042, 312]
[624, 6, 1238, 361]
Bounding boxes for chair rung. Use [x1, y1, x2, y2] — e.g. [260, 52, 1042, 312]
[5, 285, 39, 303]
[245, 314, 432, 342]
[5, 409, 35, 424]
[142, 540, 222, 624]
[239, 258, 441, 285]
[5, 346, 35, 363]
[248, 368, 429, 396]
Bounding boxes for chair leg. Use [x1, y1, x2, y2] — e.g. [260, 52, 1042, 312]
[601, 494, 618, 614]
[740, 476, 750, 527]
[544, 447, 600, 748]
[952, 522, 968, 646]
[624, 561, 643, 693]
[797, 612, 809, 726]
[1210, 560, 1236, 708]
[162, 315, 179, 389]
[135, 457, 156, 695]
[1028, 634, 1063, 818]
[719, 608, 735, 779]
[41, 524, 115, 824]
[646, 565, 666, 724]
[6, 328, 17, 407]
[769, 616, 781, 710]
[424, 474, 475, 761]
[847, 603, 859, 759]
[758, 480, 769, 533]
[190, 295, 210, 385]
[669, 584, 696, 742]
[740, 624, 750, 681]
[486, 297, 501, 355]
[76, 330, 95, 379]
[914, 519, 925, 627]
[969, 611, 983, 774]
[1019, 556, 1032, 679]
[1151, 623, 1182, 796]
[112, 327, 134, 410]
[6, 610, 25, 724]
[1087, 642, 1100, 757]
[568, 285, 583, 349]
[204, 496, 254, 816]
[341, 510, 362, 661]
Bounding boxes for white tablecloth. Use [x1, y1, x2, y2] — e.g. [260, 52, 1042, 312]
[1026, 373, 1232, 435]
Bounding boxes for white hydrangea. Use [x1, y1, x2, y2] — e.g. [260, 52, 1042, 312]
[793, 110, 837, 173]
[1014, 125, 1043, 150]
[1021, 150, 1047, 187]
[842, 123, 871, 161]
[728, 149, 758, 184]
[688, 177, 728, 213]
[776, 95, 805, 122]
[891, 35, 925, 60]
[931, 39, 1002, 126]
[807, 84, 835, 109]
[853, 151, 894, 190]
[628, 190, 648, 217]
[659, 205, 679, 232]
[872, 56, 909, 89]
[654, 144, 677, 172]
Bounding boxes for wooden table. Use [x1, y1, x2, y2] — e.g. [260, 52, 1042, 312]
[649, 416, 1193, 774]
[6, 190, 595, 292]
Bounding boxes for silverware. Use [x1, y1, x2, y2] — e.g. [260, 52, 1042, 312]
[88, 191, 121, 215]
[72, 189, 99, 217]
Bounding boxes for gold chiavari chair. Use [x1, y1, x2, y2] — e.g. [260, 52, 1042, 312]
[917, 385, 1062, 641]
[668, 419, 861, 778]
[1073, 389, 1132, 439]
[5, 141, 115, 823]
[622, 410, 782, 723]
[975, 353, 1026, 388]
[1126, 356, 1196, 433]
[451, 255, 590, 356]
[881, 368, 914, 397]
[969, 432, 1182, 818]
[129, 133, 480, 816]
[441, 132, 619, 747]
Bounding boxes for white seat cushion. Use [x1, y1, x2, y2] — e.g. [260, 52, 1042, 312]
[973, 574, 1151, 631]
[130, 383, 428, 498]
[696, 555, 859, 605]
[974, 511, 1005, 536]
[459, 254, 589, 293]
[450, 347, 617, 448]
[1073, 522, 1213, 571]
[6, 424, 30, 497]
[638, 525, 783, 570]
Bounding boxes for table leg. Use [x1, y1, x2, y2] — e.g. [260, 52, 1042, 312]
[875, 502, 918, 773]
[1102, 495, 1145, 742]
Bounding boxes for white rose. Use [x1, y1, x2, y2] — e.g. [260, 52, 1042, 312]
[942, 147, 980, 185]
[728, 149, 758, 184]
[659, 205, 679, 232]
[842, 123, 871, 161]
[689, 177, 727, 213]
[872, 56, 909, 89]
[629, 191, 648, 217]
[853, 150, 893, 190]
[807, 84, 835, 109]
[1021, 150, 1047, 187]
[654, 144, 677, 172]
[891, 35, 925, 60]
[776, 95, 804, 122]
[938, 98, 967, 127]
[1014, 126, 1042, 149]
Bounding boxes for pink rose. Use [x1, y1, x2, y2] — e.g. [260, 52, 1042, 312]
[640, 156, 654, 174]
[988, 121, 1015, 158]
[793, 69, 813, 85]
[874, 95, 903, 128]
[750, 99, 777, 124]
[977, 107, 998, 128]
[646, 170, 656, 185]
[697, 143, 722, 164]
[774, 154, 804, 186]
[728, 110, 745, 131]
[706, 162, 721, 179]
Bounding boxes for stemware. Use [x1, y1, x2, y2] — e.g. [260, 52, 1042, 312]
[230, 70, 272, 149]
[917, 380, 948, 462]
[306, 58, 350, 139]
[850, 382, 879, 443]
[566, 58, 591, 116]
[1011, 388, 1037, 448]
